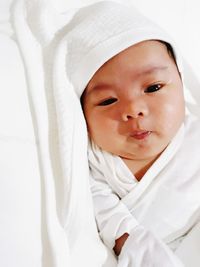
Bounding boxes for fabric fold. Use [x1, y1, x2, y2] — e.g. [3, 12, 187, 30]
[11, 1, 118, 266]
[11, 1, 71, 266]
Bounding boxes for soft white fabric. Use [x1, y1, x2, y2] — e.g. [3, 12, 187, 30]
[89, 114, 200, 266]
[11, 1, 71, 266]
[10, 0, 117, 266]
[0, 0, 13, 36]
[0, 32, 42, 267]
[175, 222, 200, 267]
[118, 226, 184, 267]
[89, 122, 184, 249]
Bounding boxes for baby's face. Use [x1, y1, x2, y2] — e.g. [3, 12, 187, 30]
[82, 40, 185, 162]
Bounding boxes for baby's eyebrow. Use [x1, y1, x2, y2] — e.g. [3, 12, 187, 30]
[87, 83, 114, 94]
[138, 65, 169, 76]
[87, 66, 169, 93]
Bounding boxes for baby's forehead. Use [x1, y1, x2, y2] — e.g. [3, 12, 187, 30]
[96, 40, 170, 69]
[82, 41, 179, 99]
[89, 41, 171, 78]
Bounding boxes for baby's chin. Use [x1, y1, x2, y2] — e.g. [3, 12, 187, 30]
[117, 145, 166, 162]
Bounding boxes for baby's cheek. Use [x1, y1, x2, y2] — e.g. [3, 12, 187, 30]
[87, 116, 107, 136]
[159, 102, 184, 132]
[164, 103, 177, 115]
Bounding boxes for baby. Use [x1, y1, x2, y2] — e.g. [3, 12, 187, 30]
[82, 37, 184, 241]
[62, 1, 200, 266]
[82, 39, 189, 266]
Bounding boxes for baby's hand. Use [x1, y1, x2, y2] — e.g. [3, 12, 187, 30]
[114, 233, 129, 256]
[117, 226, 184, 267]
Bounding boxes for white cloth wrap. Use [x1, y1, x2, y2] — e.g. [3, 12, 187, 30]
[88, 121, 184, 249]
[11, 0, 118, 266]
[89, 114, 200, 266]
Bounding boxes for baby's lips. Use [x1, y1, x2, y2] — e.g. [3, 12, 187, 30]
[130, 130, 151, 140]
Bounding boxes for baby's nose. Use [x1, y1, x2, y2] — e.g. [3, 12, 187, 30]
[121, 100, 148, 121]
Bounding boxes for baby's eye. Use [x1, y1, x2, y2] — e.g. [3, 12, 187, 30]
[144, 84, 163, 93]
[98, 98, 118, 106]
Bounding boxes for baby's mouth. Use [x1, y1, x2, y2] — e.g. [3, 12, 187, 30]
[130, 130, 151, 140]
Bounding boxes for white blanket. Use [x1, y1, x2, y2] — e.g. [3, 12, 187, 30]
[175, 221, 200, 267]
[89, 114, 200, 266]
[10, 0, 117, 266]
[0, 30, 42, 267]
